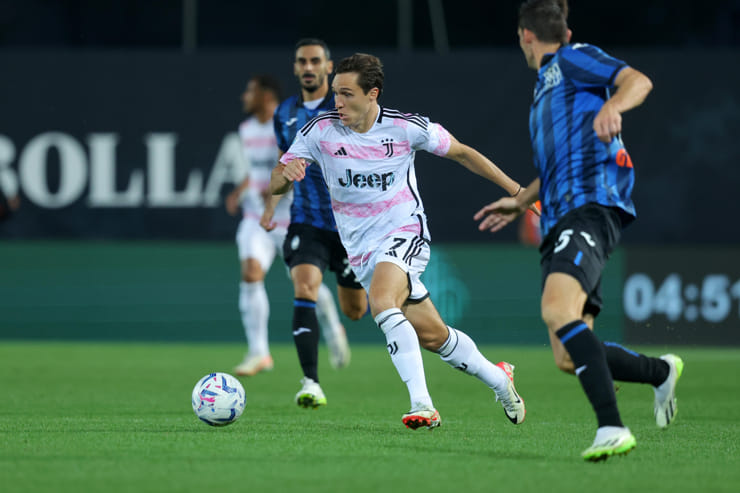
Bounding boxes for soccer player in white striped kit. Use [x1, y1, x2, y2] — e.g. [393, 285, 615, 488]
[271, 54, 527, 429]
[227, 75, 350, 376]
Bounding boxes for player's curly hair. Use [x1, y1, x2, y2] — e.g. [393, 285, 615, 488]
[518, 0, 569, 44]
[335, 53, 384, 98]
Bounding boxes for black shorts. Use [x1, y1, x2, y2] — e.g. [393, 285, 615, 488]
[539, 204, 622, 317]
[283, 223, 362, 289]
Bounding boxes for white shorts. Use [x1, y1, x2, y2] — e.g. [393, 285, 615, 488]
[352, 232, 430, 301]
[236, 217, 287, 272]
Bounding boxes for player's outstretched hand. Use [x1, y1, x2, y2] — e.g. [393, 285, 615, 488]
[282, 159, 308, 182]
[474, 196, 526, 233]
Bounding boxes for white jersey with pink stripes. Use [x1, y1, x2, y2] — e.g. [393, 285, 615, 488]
[239, 116, 291, 228]
[280, 106, 452, 265]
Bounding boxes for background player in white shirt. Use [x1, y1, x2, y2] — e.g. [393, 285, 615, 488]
[273, 53, 528, 429]
[227, 75, 349, 376]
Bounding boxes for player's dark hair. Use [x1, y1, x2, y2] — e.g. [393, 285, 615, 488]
[252, 74, 282, 102]
[518, 0, 569, 44]
[335, 53, 384, 98]
[295, 38, 331, 61]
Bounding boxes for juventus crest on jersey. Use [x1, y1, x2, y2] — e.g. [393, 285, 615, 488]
[281, 106, 452, 260]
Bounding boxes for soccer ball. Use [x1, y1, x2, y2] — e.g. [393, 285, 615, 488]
[191, 372, 246, 426]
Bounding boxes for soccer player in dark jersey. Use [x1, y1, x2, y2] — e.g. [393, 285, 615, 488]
[261, 39, 367, 409]
[474, 0, 683, 461]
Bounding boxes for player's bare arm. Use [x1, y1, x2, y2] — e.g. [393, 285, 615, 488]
[444, 136, 521, 196]
[269, 149, 292, 196]
[474, 178, 540, 233]
[593, 67, 653, 143]
[260, 192, 286, 232]
[262, 150, 291, 229]
[269, 163, 291, 194]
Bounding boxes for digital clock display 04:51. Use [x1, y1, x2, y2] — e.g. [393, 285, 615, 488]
[622, 247, 740, 345]
[624, 273, 740, 323]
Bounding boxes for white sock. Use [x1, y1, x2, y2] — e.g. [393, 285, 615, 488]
[239, 281, 269, 357]
[316, 283, 342, 344]
[375, 308, 433, 410]
[438, 327, 507, 391]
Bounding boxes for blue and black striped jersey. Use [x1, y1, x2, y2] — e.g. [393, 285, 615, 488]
[274, 92, 338, 231]
[530, 43, 636, 237]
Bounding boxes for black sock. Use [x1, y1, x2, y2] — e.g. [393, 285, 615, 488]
[293, 298, 320, 382]
[556, 321, 622, 428]
[603, 342, 670, 386]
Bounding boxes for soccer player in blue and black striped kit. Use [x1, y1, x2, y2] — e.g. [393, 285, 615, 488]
[475, 0, 683, 461]
[261, 39, 367, 408]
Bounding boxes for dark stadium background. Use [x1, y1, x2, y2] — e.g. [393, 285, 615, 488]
[2, 1, 737, 50]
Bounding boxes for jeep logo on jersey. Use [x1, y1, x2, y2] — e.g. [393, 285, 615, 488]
[338, 169, 395, 190]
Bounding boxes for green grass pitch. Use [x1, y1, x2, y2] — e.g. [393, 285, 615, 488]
[1, 342, 738, 493]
